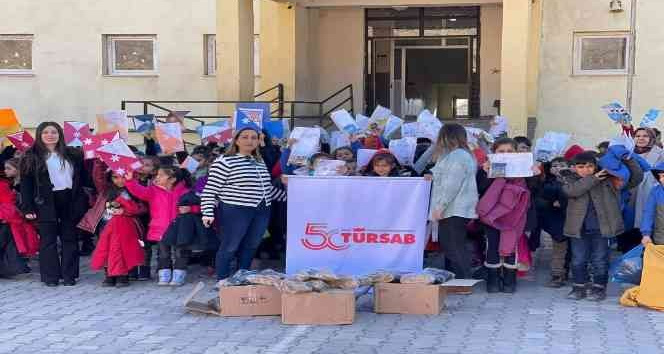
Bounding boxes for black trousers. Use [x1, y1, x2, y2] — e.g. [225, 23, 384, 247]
[37, 190, 79, 283]
[157, 243, 191, 270]
[438, 217, 471, 279]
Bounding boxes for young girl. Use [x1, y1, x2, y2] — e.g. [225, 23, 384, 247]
[477, 138, 539, 293]
[135, 155, 160, 280]
[125, 165, 190, 286]
[89, 172, 146, 288]
[363, 150, 401, 177]
[0, 158, 39, 275]
[332, 146, 358, 175]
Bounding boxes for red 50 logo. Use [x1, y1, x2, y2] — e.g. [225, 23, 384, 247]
[301, 223, 349, 251]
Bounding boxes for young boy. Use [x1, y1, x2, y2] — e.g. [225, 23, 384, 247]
[640, 163, 664, 246]
[562, 150, 643, 301]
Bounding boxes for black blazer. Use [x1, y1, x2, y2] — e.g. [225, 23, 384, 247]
[20, 147, 91, 223]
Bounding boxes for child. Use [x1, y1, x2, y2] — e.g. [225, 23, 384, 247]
[477, 138, 539, 294]
[562, 149, 643, 301]
[125, 166, 190, 286]
[363, 150, 401, 177]
[135, 155, 160, 279]
[535, 157, 569, 287]
[640, 163, 664, 246]
[89, 187, 146, 287]
[0, 158, 39, 275]
[159, 191, 208, 285]
[514, 136, 532, 153]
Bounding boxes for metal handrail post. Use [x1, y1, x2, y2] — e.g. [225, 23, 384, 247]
[278, 83, 284, 118]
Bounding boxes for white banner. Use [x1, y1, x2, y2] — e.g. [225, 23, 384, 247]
[286, 176, 431, 276]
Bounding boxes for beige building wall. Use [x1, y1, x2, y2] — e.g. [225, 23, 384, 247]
[0, 0, 217, 128]
[631, 0, 664, 122]
[537, 0, 632, 147]
[480, 4, 502, 117]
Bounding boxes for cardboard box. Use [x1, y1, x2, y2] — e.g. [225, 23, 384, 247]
[441, 279, 484, 295]
[184, 282, 222, 316]
[281, 290, 355, 325]
[374, 283, 446, 315]
[218, 285, 282, 317]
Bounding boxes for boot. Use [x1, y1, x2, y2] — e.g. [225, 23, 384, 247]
[116, 275, 130, 288]
[486, 268, 501, 293]
[127, 267, 138, 281]
[157, 269, 172, 286]
[502, 267, 517, 293]
[567, 285, 587, 300]
[170, 269, 187, 286]
[586, 284, 606, 302]
[137, 266, 151, 281]
[547, 275, 566, 288]
[101, 275, 116, 287]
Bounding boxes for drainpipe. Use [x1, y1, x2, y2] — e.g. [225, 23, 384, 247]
[626, 0, 638, 112]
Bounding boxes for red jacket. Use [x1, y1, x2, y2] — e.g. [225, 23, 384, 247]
[90, 195, 145, 276]
[0, 179, 39, 256]
[125, 179, 189, 242]
[78, 160, 112, 234]
[477, 178, 530, 256]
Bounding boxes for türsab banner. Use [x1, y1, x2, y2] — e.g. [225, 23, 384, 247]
[286, 176, 431, 276]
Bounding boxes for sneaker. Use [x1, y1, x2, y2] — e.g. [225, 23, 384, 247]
[116, 276, 130, 288]
[157, 269, 172, 286]
[587, 285, 607, 302]
[567, 286, 587, 300]
[547, 275, 565, 288]
[170, 269, 187, 286]
[101, 276, 116, 287]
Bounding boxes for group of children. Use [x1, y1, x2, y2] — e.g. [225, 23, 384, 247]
[1, 117, 663, 303]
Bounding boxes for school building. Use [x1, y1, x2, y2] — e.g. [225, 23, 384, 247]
[0, 0, 660, 146]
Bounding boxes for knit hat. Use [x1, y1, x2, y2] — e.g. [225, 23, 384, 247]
[563, 145, 585, 161]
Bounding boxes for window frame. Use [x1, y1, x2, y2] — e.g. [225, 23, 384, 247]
[105, 35, 159, 76]
[204, 34, 216, 76]
[0, 34, 34, 75]
[572, 32, 631, 76]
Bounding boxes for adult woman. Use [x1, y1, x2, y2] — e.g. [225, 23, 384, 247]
[201, 127, 286, 281]
[627, 127, 664, 250]
[429, 124, 479, 279]
[20, 122, 89, 286]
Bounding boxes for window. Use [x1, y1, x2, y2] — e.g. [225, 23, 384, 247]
[254, 34, 260, 77]
[204, 34, 216, 75]
[573, 32, 630, 76]
[104, 35, 158, 76]
[0, 35, 33, 75]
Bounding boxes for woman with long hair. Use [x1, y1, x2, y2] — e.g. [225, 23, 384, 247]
[19, 122, 90, 286]
[200, 127, 286, 282]
[429, 123, 479, 279]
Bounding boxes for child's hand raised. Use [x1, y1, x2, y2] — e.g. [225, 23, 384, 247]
[594, 170, 609, 180]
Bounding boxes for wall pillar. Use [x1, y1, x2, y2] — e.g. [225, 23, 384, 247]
[217, 0, 254, 104]
[500, 0, 532, 136]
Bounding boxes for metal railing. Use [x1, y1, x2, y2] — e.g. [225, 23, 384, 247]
[121, 83, 354, 133]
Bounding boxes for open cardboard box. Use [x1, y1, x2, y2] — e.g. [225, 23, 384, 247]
[281, 290, 355, 325]
[184, 282, 281, 317]
[374, 283, 446, 315]
[441, 279, 484, 295]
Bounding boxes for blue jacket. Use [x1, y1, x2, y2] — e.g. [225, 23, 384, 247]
[640, 162, 664, 243]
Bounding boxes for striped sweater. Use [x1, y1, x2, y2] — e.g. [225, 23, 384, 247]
[201, 154, 286, 216]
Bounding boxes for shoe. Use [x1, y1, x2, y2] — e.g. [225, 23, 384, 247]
[137, 266, 151, 281]
[63, 280, 76, 286]
[486, 268, 501, 293]
[170, 269, 187, 286]
[547, 275, 565, 288]
[79, 239, 95, 257]
[587, 285, 607, 302]
[502, 267, 517, 293]
[45, 281, 59, 287]
[116, 276, 130, 288]
[567, 285, 587, 300]
[101, 276, 116, 287]
[157, 269, 172, 286]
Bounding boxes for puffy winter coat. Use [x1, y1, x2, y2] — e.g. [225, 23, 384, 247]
[125, 179, 189, 242]
[0, 179, 39, 256]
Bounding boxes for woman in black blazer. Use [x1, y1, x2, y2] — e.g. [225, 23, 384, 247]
[20, 122, 90, 286]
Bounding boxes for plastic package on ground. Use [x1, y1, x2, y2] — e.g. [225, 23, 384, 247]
[306, 280, 330, 292]
[278, 280, 314, 294]
[328, 277, 360, 290]
[400, 268, 455, 285]
[294, 268, 340, 282]
[610, 245, 644, 285]
[357, 271, 397, 286]
[278, 269, 360, 293]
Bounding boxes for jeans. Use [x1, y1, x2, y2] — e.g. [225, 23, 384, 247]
[215, 202, 271, 280]
[570, 233, 610, 286]
[438, 217, 470, 279]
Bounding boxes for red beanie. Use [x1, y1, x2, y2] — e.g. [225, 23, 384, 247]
[564, 144, 585, 161]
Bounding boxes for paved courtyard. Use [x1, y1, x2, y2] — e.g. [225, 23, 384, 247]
[1, 251, 664, 354]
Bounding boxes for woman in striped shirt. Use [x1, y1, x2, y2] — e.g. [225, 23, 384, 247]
[201, 127, 286, 281]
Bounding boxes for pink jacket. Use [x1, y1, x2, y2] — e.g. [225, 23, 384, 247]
[477, 178, 530, 256]
[125, 179, 189, 242]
